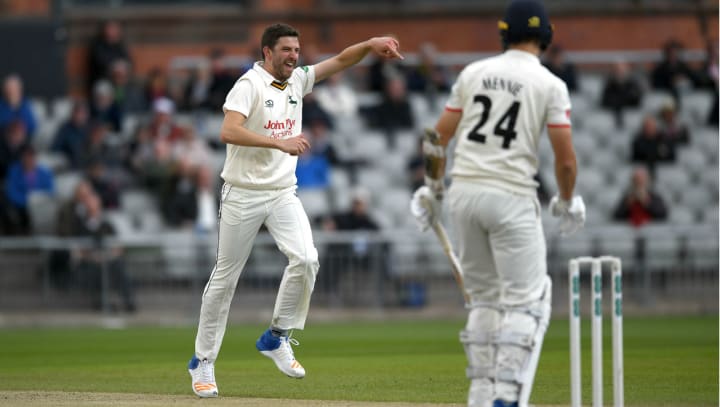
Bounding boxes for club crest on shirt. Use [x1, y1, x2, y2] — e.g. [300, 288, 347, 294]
[288, 95, 298, 105]
[265, 99, 274, 108]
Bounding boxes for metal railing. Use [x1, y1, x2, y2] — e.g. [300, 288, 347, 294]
[0, 226, 717, 317]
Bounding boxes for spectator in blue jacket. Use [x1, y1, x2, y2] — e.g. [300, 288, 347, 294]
[0, 74, 37, 138]
[4, 145, 55, 234]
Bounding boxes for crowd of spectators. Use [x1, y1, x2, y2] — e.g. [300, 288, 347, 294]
[0, 27, 717, 308]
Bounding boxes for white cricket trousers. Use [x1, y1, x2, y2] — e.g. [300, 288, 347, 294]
[448, 180, 547, 305]
[195, 183, 319, 362]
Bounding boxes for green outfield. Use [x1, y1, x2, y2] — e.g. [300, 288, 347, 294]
[0, 315, 716, 406]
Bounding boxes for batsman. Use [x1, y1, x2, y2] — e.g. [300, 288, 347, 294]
[410, 1, 585, 406]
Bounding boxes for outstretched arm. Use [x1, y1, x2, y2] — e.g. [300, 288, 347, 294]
[313, 37, 402, 83]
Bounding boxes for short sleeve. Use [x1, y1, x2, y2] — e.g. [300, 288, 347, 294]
[295, 65, 316, 97]
[223, 79, 254, 116]
[546, 80, 572, 127]
[445, 68, 465, 112]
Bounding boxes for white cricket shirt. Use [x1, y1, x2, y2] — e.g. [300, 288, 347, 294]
[446, 49, 571, 196]
[221, 62, 315, 189]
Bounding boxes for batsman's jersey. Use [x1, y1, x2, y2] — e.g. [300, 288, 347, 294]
[221, 62, 315, 189]
[446, 49, 571, 196]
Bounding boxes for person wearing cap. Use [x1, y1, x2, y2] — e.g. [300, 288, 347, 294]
[409, 1, 584, 406]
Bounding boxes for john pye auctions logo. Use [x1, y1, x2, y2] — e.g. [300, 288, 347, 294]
[264, 118, 296, 139]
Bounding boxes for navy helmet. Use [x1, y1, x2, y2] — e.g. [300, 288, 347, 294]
[498, 0, 553, 51]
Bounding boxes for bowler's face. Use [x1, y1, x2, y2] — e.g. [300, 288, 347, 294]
[267, 36, 300, 82]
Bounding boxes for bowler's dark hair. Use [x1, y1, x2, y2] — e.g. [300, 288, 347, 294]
[260, 23, 299, 59]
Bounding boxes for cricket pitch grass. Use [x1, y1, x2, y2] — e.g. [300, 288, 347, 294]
[0, 316, 716, 406]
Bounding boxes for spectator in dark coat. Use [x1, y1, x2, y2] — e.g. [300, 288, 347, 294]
[90, 80, 123, 133]
[651, 39, 699, 102]
[87, 20, 132, 91]
[657, 100, 690, 145]
[543, 45, 578, 92]
[0, 120, 29, 180]
[631, 115, 676, 171]
[51, 101, 91, 169]
[601, 60, 643, 128]
[56, 180, 135, 311]
[370, 76, 415, 148]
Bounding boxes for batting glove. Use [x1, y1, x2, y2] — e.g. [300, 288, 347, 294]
[410, 186, 441, 232]
[549, 195, 586, 236]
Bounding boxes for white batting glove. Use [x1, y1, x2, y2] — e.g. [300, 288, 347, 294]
[410, 186, 441, 232]
[549, 195, 586, 236]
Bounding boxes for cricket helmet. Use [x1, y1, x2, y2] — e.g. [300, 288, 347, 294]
[498, 0, 553, 51]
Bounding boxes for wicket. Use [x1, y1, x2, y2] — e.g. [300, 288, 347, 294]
[568, 256, 624, 407]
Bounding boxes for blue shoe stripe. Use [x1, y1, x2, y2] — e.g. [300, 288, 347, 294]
[188, 355, 200, 370]
[255, 329, 281, 351]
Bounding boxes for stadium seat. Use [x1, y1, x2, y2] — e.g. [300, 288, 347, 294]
[409, 94, 430, 119]
[356, 167, 392, 191]
[395, 130, 420, 159]
[604, 130, 633, 160]
[248, 233, 293, 278]
[572, 132, 597, 164]
[678, 185, 714, 211]
[701, 205, 719, 224]
[681, 90, 714, 124]
[592, 224, 638, 270]
[655, 166, 691, 202]
[570, 94, 591, 127]
[375, 152, 408, 185]
[578, 74, 604, 102]
[370, 208, 396, 229]
[668, 205, 696, 226]
[583, 111, 617, 137]
[28, 191, 58, 235]
[591, 185, 622, 219]
[537, 134, 554, 163]
[29, 98, 47, 122]
[296, 188, 331, 219]
[698, 167, 719, 196]
[586, 148, 615, 178]
[377, 188, 412, 228]
[34, 117, 63, 150]
[553, 230, 595, 263]
[54, 172, 82, 201]
[36, 151, 69, 174]
[608, 163, 634, 188]
[642, 232, 680, 272]
[51, 97, 73, 121]
[676, 147, 708, 179]
[120, 189, 163, 231]
[575, 169, 605, 203]
[104, 209, 134, 239]
[161, 230, 200, 277]
[335, 114, 364, 134]
[350, 132, 388, 162]
[621, 108, 644, 134]
[684, 228, 719, 270]
[642, 90, 674, 114]
[200, 114, 224, 140]
[694, 127, 719, 163]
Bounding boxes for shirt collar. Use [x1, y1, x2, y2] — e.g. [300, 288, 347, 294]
[505, 49, 541, 64]
[253, 61, 292, 89]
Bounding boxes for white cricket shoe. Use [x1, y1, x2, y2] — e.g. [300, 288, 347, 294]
[256, 329, 306, 378]
[188, 355, 218, 397]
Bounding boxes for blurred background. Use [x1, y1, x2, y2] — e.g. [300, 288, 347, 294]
[0, 0, 717, 326]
